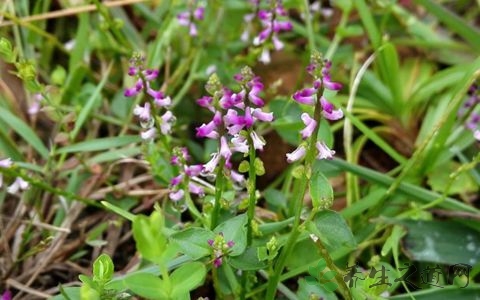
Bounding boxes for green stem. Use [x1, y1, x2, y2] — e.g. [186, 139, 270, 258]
[303, 0, 316, 52]
[246, 130, 257, 245]
[266, 87, 323, 299]
[313, 233, 352, 300]
[265, 178, 309, 299]
[183, 182, 206, 226]
[210, 158, 226, 230]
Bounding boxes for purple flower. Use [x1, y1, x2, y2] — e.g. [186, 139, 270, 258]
[124, 54, 175, 141]
[196, 120, 219, 139]
[197, 96, 214, 112]
[28, 93, 43, 115]
[248, 81, 265, 106]
[300, 113, 317, 139]
[124, 79, 143, 97]
[171, 174, 183, 186]
[293, 87, 317, 105]
[322, 75, 342, 91]
[286, 145, 306, 163]
[177, 12, 190, 26]
[213, 257, 223, 268]
[1, 290, 12, 300]
[169, 189, 185, 201]
[220, 136, 232, 160]
[251, 108, 273, 122]
[316, 141, 335, 160]
[177, 6, 205, 37]
[0, 158, 13, 168]
[143, 69, 159, 81]
[133, 103, 151, 121]
[140, 128, 156, 140]
[185, 165, 203, 177]
[160, 111, 175, 134]
[148, 89, 171, 107]
[208, 233, 235, 268]
[230, 170, 246, 185]
[194, 7, 205, 20]
[189, 182, 205, 197]
[320, 97, 343, 120]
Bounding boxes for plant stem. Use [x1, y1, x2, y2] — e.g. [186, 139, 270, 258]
[265, 178, 308, 299]
[246, 130, 257, 245]
[183, 183, 206, 226]
[210, 158, 226, 230]
[265, 88, 323, 299]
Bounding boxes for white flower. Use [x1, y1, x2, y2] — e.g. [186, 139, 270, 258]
[316, 141, 335, 160]
[7, 177, 29, 194]
[140, 127, 156, 140]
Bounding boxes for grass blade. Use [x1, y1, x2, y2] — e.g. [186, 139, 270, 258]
[0, 106, 49, 158]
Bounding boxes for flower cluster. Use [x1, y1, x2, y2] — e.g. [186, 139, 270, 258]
[177, 5, 205, 37]
[124, 53, 175, 140]
[0, 158, 29, 195]
[287, 55, 343, 163]
[169, 147, 205, 202]
[208, 232, 235, 268]
[459, 84, 480, 141]
[196, 67, 273, 179]
[241, 0, 293, 64]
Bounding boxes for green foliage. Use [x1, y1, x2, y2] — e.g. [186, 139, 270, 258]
[1, 1, 479, 299]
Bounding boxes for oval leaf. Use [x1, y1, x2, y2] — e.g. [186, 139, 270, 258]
[170, 262, 207, 297]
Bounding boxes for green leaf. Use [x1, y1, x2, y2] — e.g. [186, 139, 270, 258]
[57, 135, 141, 154]
[264, 188, 287, 209]
[92, 254, 114, 283]
[238, 160, 249, 173]
[123, 273, 168, 300]
[297, 278, 339, 300]
[214, 214, 248, 256]
[322, 281, 338, 293]
[381, 225, 406, 257]
[170, 228, 215, 260]
[0, 106, 49, 158]
[71, 63, 112, 140]
[399, 220, 480, 265]
[80, 284, 100, 300]
[309, 259, 327, 278]
[415, 0, 480, 52]
[427, 162, 478, 195]
[322, 270, 337, 281]
[132, 211, 167, 264]
[254, 157, 265, 176]
[229, 246, 268, 270]
[0, 37, 16, 62]
[309, 171, 333, 210]
[309, 210, 356, 252]
[101, 201, 135, 221]
[69, 13, 90, 72]
[170, 262, 207, 298]
[389, 285, 480, 300]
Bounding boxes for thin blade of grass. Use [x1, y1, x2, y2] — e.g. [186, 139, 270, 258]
[326, 158, 479, 213]
[71, 62, 112, 140]
[415, 0, 480, 52]
[0, 106, 49, 159]
[57, 135, 141, 154]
